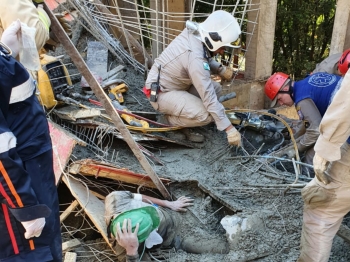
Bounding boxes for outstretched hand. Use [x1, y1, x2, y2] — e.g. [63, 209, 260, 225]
[116, 219, 139, 256]
[167, 196, 194, 212]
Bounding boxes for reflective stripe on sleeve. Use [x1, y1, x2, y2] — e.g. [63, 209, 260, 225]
[9, 78, 35, 104]
[0, 132, 16, 154]
[37, 9, 51, 32]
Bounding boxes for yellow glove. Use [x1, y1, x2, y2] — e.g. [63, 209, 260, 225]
[226, 127, 241, 147]
[219, 66, 234, 81]
[55, 13, 72, 37]
[313, 152, 330, 185]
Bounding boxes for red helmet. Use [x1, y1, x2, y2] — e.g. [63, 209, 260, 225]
[338, 49, 350, 75]
[265, 72, 290, 107]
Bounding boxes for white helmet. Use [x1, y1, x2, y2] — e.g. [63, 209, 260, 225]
[198, 10, 241, 52]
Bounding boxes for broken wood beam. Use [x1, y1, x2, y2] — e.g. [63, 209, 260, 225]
[60, 200, 79, 223]
[69, 159, 171, 189]
[45, 4, 171, 200]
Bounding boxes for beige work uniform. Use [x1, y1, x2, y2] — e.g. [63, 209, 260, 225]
[0, 0, 49, 50]
[145, 28, 231, 131]
[313, 53, 341, 75]
[298, 69, 350, 262]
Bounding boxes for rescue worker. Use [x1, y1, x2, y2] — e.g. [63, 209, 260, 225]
[143, 10, 242, 146]
[0, 23, 61, 261]
[0, 0, 72, 52]
[105, 191, 229, 262]
[297, 49, 350, 262]
[312, 52, 342, 75]
[264, 71, 343, 172]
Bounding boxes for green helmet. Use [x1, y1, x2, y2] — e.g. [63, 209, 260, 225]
[110, 206, 160, 243]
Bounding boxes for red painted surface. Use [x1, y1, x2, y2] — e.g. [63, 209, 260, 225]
[45, 0, 67, 11]
[49, 122, 77, 185]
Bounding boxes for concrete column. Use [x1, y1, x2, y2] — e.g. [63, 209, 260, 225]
[344, 12, 350, 49]
[150, 0, 165, 58]
[243, 0, 278, 109]
[330, 0, 350, 55]
[244, 0, 277, 80]
[166, 0, 190, 43]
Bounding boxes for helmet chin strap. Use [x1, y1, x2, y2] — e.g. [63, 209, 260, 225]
[278, 81, 294, 101]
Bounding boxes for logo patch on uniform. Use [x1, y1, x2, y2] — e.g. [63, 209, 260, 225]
[203, 62, 210, 71]
[308, 72, 337, 87]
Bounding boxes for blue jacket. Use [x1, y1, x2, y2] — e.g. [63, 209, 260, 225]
[0, 44, 55, 260]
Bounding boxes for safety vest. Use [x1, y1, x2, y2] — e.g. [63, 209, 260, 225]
[293, 72, 342, 116]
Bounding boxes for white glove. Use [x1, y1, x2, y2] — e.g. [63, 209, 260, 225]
[313, 152, 330, 185]
[21, 217, 46, 239]
[226, 127, 241, 147]
[1, 20, 21, 57]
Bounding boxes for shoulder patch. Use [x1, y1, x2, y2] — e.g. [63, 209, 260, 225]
[297, 107, 304, 120]
[203, 62, 210, 71]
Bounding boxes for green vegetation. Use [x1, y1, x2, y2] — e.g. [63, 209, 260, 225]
[273, 0, 336, 79]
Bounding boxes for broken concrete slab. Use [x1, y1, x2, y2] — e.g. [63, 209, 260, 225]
[86, 41, 108, 78]
[62, 238, 81, 252]
[63, 252, 77, 262]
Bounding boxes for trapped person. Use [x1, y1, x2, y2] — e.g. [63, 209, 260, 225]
[105, 191, 229, 262]
[143, 10, 242, 146]
[264, 71, 342, 172]
[0, 23, 61, 261]
[297, 50, 350, 262]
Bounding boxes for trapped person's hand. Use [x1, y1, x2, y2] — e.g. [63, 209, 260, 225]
[166, 196, 194, 212]
[226, 127, 241, 147]
[313, 152, 330, 185]
[21, 217, 46, 239]
[1, 20, 21, 57]
[116, 219, 139, 256]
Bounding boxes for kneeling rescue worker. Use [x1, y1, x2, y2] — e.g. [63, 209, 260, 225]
[143, 10, 242, 146]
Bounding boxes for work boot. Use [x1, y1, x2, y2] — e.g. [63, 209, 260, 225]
[180, 128, 205, 143]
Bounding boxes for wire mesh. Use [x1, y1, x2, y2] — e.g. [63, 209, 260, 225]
[68, 0, 260, 78]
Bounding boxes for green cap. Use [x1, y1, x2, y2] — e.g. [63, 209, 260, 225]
[110, 206, 160, 243]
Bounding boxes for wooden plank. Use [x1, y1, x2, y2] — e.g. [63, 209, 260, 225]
[62, 239, 81, 252]
[64, 252, 77, 262]
[60, 200, 79, 223]
[62, 176, 112, 248]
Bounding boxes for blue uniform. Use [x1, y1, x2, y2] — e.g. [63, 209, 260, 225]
[293, 72, 342, 116]
[0, 44, 61, 261]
